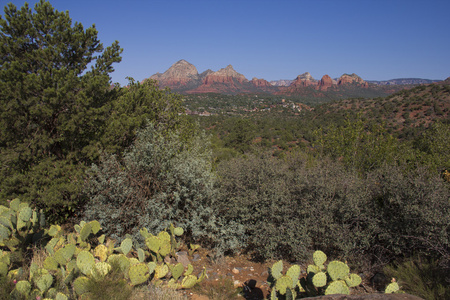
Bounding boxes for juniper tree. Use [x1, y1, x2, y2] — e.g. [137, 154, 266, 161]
[0, 0, 122, 220]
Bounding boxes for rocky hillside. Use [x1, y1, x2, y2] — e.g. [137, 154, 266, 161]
[144, 60, 444, 103]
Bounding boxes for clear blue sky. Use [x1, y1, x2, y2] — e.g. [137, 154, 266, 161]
[3, 0, 450, 86]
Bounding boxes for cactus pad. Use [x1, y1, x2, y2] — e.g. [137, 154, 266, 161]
[18, 207, 32, 221]
[158, 231, 171, 243]
[43, 256, 58, 271]
[147, 261, 157, 275]
[270, 260, 283, 280]
[167, 278, 182, 289]
[170, 263, 184, 280]
[159, 241, 171, 257]
[54, 244, 76, 265]
[137, 248, 145, 262]
[312, 271, 327, 287]
[325, 280, 349, 295]
[79, 222, 92, 241]
[92, 262, 111, 278]
[313, 250, 327, 266]
[9, 199, 20, 211]
[270, 288, 277, 300]
[197, 267, 207, 283]
[120, 238, 133, 256]
[345, 273, 362, 287]
[129, 263, 150, 286]
[286, 265, 300, 287]
[73, 276, 90, 295]
[276, 275, 292, 295]
[15, 280, 31, 296]
[76, 250, 95, 275]
[327, 261, 350, 281]
[89, 220, 101, 234]
[94, 244, 108, 262]
[184, 263, 194, 276]
[307, 264, 320, 275]
[385, 281, 400, 293]
[36, 273, 53, 293]
[174, 227, 184, 236]
[55, 292, 68, 300]
[145, 236, 161, 253]
[0, 216, 13, 230]
[155, 263, 169, 279]
[181, 274, 198, 289]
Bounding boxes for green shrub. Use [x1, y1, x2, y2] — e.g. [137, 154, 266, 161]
[384, 256, 449, 300]
[367, 165, 449, 261]
[83, 123, 244, 253]
[217, 152, 449, 264]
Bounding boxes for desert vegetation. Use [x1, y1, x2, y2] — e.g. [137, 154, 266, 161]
[1, 1, 449, 299]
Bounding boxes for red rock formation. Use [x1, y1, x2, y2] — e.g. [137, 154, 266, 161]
[317, 75, 334, 90]
[290, 72, 317, 87]
[251, 77, 272, 87]
[149, 59, 198, 88]
[203, 65, 248, 85]
[338, 73, 368, 87]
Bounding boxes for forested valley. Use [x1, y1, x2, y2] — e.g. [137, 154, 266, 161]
[0, 1, 448, 299]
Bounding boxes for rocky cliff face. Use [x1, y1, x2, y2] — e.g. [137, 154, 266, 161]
[318, 75, 334, 90]
[251, 77, 272, 87]
[203, 65, 248, 85]
[270, 79, 294, 86]
[290, 72, 317, 87]
[338, 73, 368, 87]
[146, 60, 413, 97]
[149, 59, 199, 87]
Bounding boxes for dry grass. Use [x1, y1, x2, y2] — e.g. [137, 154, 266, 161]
[193, 277, 243, 300]
[131, 284, 187, 300]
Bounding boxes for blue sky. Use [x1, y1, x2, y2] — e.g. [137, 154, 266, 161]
[3, 0, 450, 86]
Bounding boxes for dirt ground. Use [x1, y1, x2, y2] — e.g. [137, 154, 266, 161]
[183, 249, 381, 300]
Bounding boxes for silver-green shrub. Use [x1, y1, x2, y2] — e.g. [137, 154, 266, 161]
[83, 123, 243, 252]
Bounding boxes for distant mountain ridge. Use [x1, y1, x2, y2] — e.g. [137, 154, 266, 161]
[367, 78, 441, 85]
[144, 60, 444, 98]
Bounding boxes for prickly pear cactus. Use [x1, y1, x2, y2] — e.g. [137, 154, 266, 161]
[129, 263, 150, 286]
[15, 280, 32, 296]
[312, 271, 327, 287]
[36, 273, 53, 293]
[92, 262, 111, 279]
[286, 265, 300, 287]
[145, 236, 161, 253]
[327, 261, 350, 281]
[385, 280, 400, 293]
[313, 250, 327, 266]
[73, 276, 90, 295]
[43, 256, 58, 271]
[184, 263, 193, 276]
[76, 250, 95, 275]
[270, 260, 283, 280]
[54, 244, 76, 265]
[276, 275, 292, 295]
[137, 248, 145, 262]
[345, 273, 362, 287]
[120, 238, 133, 256]
[170, 263, 184, 281]
[173, 227, 183, 236]
[154, 263, 169, 279]
[181, 274, 198, 289]
[325, 280, 349, 295]
[147, 261, 157, 275]
[94, 244, 108, 262]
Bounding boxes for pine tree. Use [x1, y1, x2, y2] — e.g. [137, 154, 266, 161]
[0, 0, 122, 220]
